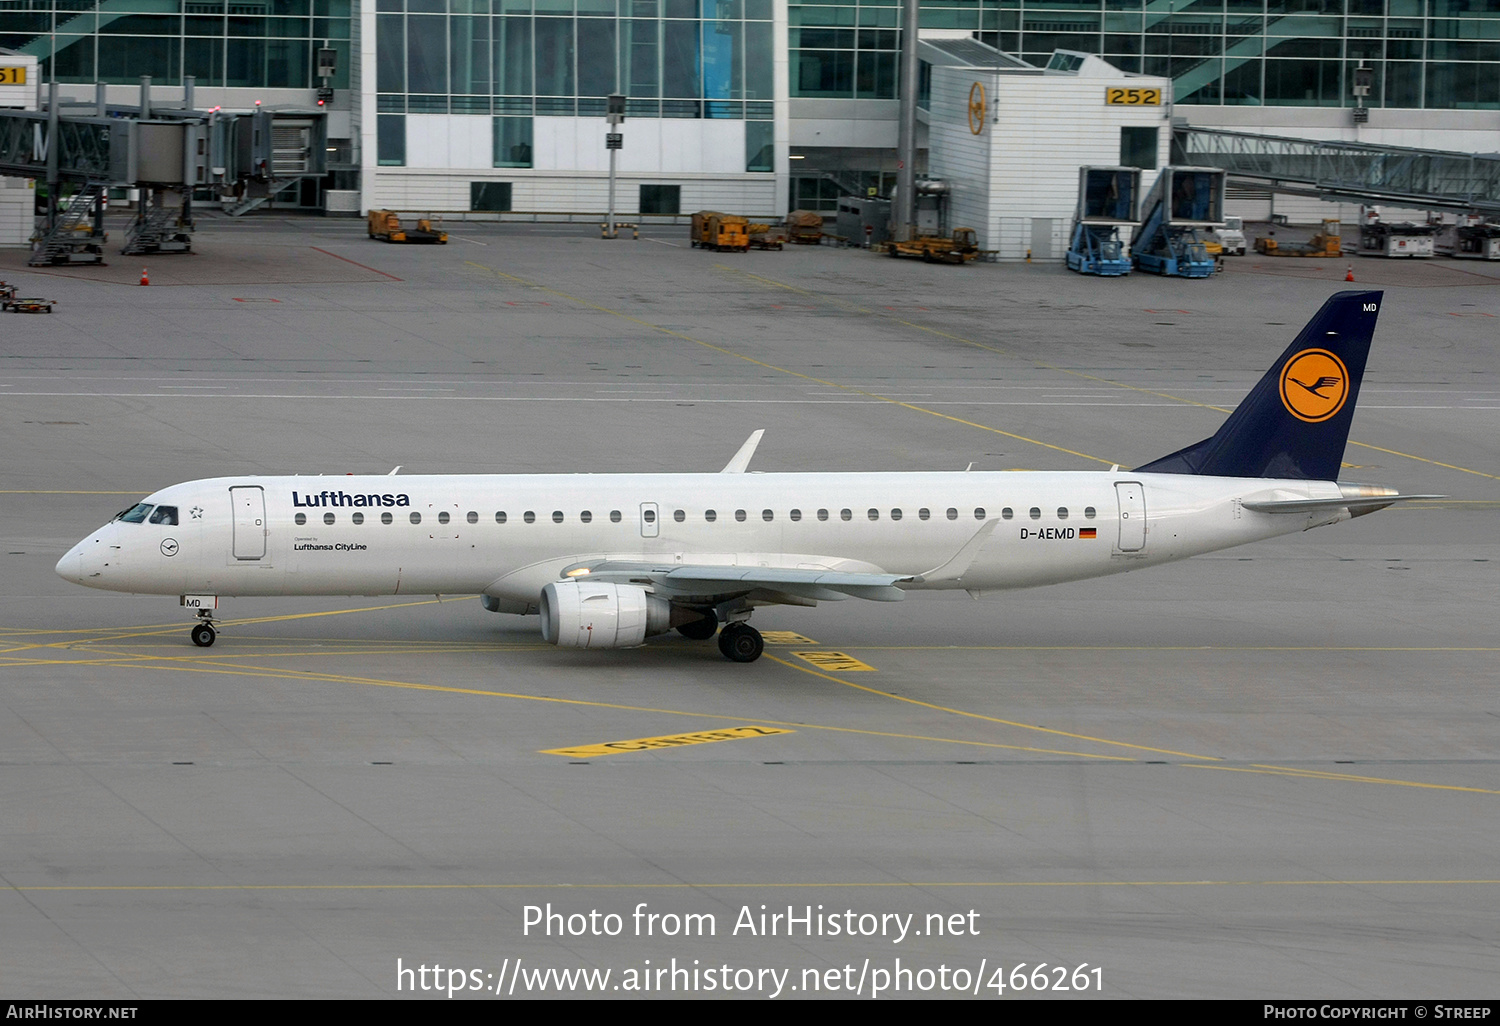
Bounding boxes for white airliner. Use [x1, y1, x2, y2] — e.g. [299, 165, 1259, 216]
[57, 291, 1435, 662]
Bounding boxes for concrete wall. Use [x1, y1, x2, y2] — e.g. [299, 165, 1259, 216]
[0, 176, 33, 248]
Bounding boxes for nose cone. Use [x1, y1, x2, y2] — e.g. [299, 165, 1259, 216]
[56, 544, 83, 584]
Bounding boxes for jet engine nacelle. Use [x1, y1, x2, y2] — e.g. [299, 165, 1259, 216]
[539, 580, 672, 649]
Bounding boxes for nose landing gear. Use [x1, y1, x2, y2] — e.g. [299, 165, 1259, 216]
[190, 609, 217, 647]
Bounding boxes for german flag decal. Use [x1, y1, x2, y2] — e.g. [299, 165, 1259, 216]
[1080, 527, 1097, 539]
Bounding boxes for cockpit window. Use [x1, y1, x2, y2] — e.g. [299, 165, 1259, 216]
[117, 503, 153, 523]
[148, 505, 179, 526]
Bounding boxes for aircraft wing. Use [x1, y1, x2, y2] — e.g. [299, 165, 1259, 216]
[561, 561, 917, 602]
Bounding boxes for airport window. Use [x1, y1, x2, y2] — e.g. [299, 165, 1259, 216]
[471, 182, 513, 212]
[438, 511, 450, 525]
[817, 509, 829, 521]
[466, 511, 478, 524]
[674, 509, 686, 522]
[890, 508, 902, 521]
[746, 120, 774, 173]
[295, 513, 306, 525]
[974, 508, 986, 520]
[496, 511, 507, 524]
[494, 116, 533, 170]
[324, 512, 336, 525]
[763, 509, 774, 521]
[377, 114, 405, 166]
[118, 503, 153, 523]
[841, 509, 852, 521]
[1002, 508, 1014, 520]
[353, 512, 365, 525]
[705, 509, 717, 522]
[639, 185, 681, 215]
[610, 510, 622, 523]
[868, 508, 879, 521]
[1058, 507, 1069, 520]
[553, 511, 565, 523]
[410, 512, 422, 524]
[1029, 507, 1041, 520]
[790, 509, 802, 522]
[149, 506, 178, 526]
[524, 511, 536, 523]
[1120, 126, 1158, 171]
[581, 511, 593, 523]
[946, 508, 958, 520]
[643, 509, 656, 523]
[736, 510, 747, 522]
[918, 508, 930, 521]
[1085, 507, 1097, 519]
[382, 512, 393, 525]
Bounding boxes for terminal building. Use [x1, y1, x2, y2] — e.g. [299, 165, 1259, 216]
[3, 1, 1497, 235]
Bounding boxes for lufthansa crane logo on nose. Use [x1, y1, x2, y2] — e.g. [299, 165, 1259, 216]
[968, 82, 987, 135]
[1279, 348, 1350, 423]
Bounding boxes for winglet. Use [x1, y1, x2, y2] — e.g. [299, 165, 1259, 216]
[919, 519, 999, 583]
[720, 430, 765, 474]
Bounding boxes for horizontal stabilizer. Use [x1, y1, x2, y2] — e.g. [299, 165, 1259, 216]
[1242, 494, 1442, 515]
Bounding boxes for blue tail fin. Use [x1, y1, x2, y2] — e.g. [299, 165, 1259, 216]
[1135, 290, 1382, 481]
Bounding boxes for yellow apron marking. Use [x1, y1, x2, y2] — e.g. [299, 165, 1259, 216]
[542, 725, 793, 758]
[760, 630, 817, 645]
[794, 650, 876, 672]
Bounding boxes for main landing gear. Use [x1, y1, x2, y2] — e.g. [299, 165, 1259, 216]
[717, 622, 764, 663]
[190, 609, 217, 647]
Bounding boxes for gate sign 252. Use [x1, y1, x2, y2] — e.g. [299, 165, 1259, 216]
[1105, 87, 1161, 105]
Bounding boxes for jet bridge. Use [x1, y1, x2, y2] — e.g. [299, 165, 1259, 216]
[1128, 166, 1225, 279]
[1066, 166, 1141, 277]
[0, 79, 325, 265]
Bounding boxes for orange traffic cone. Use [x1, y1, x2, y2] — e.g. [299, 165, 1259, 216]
[139, 267, 149, 286]
[1345, 265, 1354, 282]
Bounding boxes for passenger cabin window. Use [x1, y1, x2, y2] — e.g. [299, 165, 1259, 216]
[524, 511, 536, 524]
[382, 512, 393, 524]
[1002, 508, 1014, 520]
[790, 509, 802, 522]
[818, 509, 829, 521]
[1029, 507, 1041, 520]
[890, 508, 902, 520]
[975, 508, 986, 520]
[946, 508, 958, 520]
[149, 506, 178, 525]
[295, 513, 307, 525]
[467, 511, 478, 524]
[553, 511, 564, 523]
[705, 509, 717, 522]
[353, 512, 364, 525]
[581, 511, 593, 523]
[1057, 507, 1069, 520]
[841, 509, 852, 521]
[735, 510, 747, 522]
[496, 511, 507, 523]
[762, 509, 773, 521]
[674, 510, 685, 522]
[410, 512, 422, 524]
[918, 508, 930, 520]
[643, 509, 656, 523]
[438, 511, 451, 525]
[610, 511, 622, 523]
[118, 503, 153, 523]
[324, 512, 336, 525]
[1084, 506, 1097, 519]
[867, 508, 879, 521]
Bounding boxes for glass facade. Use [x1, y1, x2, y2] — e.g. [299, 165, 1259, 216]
[372, 0, 775, 121]
[0, 0, 353, 89]
[789, 0, 1500, 109]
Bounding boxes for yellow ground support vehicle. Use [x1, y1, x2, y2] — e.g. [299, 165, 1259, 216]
[367, 209, 448, 244]
[690, 211, 750, 251]
[887, 227, 979, 264]
[1254, 219, 1341, 258]
[786, 210, 824, 245]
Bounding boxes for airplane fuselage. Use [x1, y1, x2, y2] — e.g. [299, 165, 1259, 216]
[57, 470, 1343, 604]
